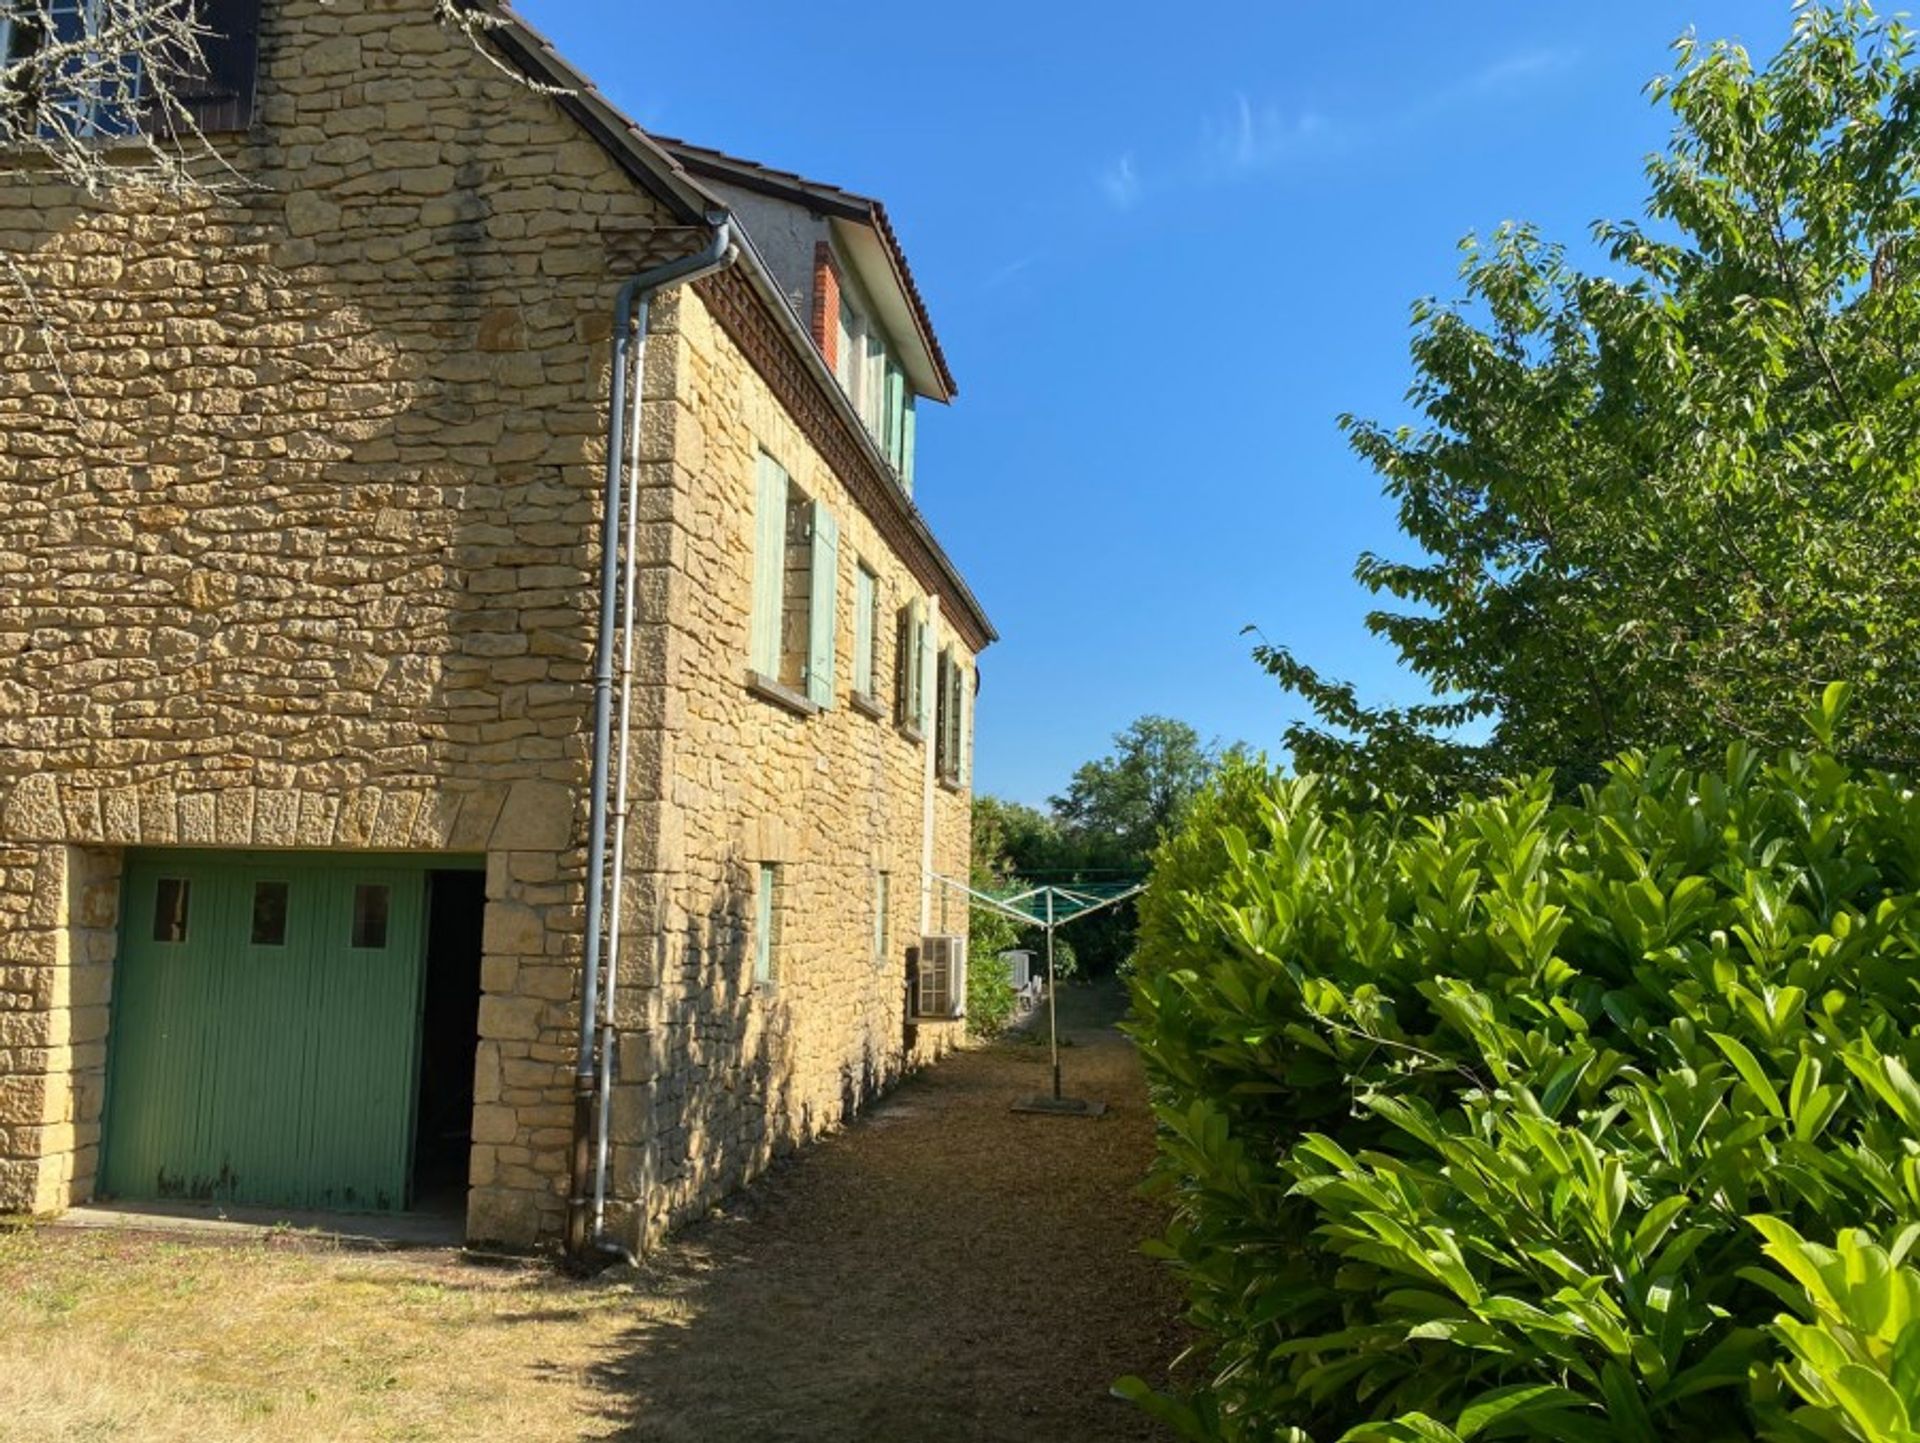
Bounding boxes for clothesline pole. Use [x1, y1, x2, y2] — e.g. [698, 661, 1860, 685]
[1046, 887, 1061, 1101]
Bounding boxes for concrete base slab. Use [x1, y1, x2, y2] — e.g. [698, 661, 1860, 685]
[1010, 1095, 1108, 1118]
[51, 1199, 464, 1251]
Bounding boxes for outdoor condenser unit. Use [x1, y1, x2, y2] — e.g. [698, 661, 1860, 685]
[914, 935, 968, 1019]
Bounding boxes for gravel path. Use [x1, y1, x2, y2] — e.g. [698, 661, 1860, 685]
[584, 977, 1185, 1442]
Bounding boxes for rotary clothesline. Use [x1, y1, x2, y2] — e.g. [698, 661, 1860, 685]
[931, 874, 1145, 1111]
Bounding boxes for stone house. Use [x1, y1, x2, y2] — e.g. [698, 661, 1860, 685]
[0, 0, 993, 1253]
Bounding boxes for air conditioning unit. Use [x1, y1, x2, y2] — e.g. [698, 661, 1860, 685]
[914, 934, 968, 1019]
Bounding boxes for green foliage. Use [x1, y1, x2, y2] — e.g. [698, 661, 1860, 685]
[1125, 726, 1920, 1440]
[1134, 749, 1289, 980]
[1750, 1217, 1920, 1441]
[1053, 716, 1221, 868]
[978, 715, 1225, 974]
[969, 793, 1034, 1036]
[967, 854, 1023, 1038]
[1265, 2, 1920, 804]
[965, 933, 1019, 1037]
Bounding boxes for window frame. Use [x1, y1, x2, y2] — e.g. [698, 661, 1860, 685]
[852, 561, 881, 708]
[894, 597, 928, 740]
[754, 862, 779, 988]
[748, 452, 838, 715]
[15, 0, 148, 140]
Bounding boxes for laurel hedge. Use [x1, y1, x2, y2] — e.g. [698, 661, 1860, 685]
[1123, 692, 1920, 1441]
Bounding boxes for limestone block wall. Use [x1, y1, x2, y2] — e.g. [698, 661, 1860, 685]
[0, 0, 987, 1251]
[0, 0, 689, 1244]
[596, 284, 979, 1249]
[0, 846, 118, 1213]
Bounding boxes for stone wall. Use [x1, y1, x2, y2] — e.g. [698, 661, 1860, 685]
[0, 0, 983, 1249]
[0, 0, 680, 1243]
[0, 846, 118, 1213]
[596, 285, 977, 1251]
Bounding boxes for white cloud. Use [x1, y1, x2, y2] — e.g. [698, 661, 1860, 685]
[1466, 47, 1579, 95]
[1098, 153, 1142, 210]
[1204, 93, 1333, 175]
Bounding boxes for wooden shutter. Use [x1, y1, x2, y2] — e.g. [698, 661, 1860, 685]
[853, 567, 875, 697]
[806, 501, 838, 708]
[153, 0, 262, 135]
[749, 455, 788, 677]
[900, 396, 916, 495]
[917, 609, 933, 734]
[893, 607, 910, 726]
[884, 362, 906, 468]
[934, 650, 951, 775]
[958, 661, 972, 785]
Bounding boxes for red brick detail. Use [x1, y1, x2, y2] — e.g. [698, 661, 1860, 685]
[811, 242, 840, 371]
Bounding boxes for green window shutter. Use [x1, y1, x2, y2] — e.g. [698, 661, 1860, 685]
[893, 606, 909, 725]
[959, 661, 972, 784]
[854, 567, 876, 697]
[885, 363, 905, 469]
[916, 611, 933, 734]
[900, 395, 916, 495]
[750, 455, 788, 677]
[934, 650, 950, 774]
[807, 500, 839, 708]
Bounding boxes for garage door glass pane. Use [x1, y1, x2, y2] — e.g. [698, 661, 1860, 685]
[251, 882, 289, 946]
[153, 878, 189, 942]
[352, 884, 389, 949]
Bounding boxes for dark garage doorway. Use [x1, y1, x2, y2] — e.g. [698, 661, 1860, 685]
[412, 868, 485, 1213]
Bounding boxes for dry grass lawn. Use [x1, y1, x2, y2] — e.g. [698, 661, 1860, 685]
[0, 1228, 636, 1442]
[0, 981, 1183, 1442]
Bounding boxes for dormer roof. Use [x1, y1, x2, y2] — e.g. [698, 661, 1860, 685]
[651, 137, 958, 404]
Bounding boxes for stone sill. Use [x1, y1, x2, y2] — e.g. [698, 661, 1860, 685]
[746, 670, 819, 719]
[850, 691, 885, 721]
[937, 773, 964, 794]
[909, 1014, 966, 1028]
[897, 721, 924, 747]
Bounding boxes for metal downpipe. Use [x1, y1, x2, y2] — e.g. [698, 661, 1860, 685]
[568, 221, 733, 1262]
[591, 286, 652, 1244]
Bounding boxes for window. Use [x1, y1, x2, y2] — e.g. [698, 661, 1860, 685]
[351, 884, 389, 949]
[873, 870, 891, 964]
[250, 881, 289, 946]
[835, 298, 865, 410]
[852, 562, 881, 704]
[935, 648, 965, 785]
[152, 877, 189, 943]
[825, 271, 915, 488]
[749, 452, 839, 709]
[894, 597, 928, 736]
[1, 0, 260, 140]
[754, 863, 779, 987]
[2, 0, 144, 140]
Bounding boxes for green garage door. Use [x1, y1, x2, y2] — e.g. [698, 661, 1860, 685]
[102, 851, 430, 1213]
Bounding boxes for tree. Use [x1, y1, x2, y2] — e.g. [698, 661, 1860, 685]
[1050, 715, 1218, 867]
[1263, 1, 1920, 804]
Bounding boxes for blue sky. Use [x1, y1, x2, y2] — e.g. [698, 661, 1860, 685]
[520, 1, 1799, 807]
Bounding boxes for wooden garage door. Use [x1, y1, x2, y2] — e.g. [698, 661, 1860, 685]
[101, 851, 429, 1212]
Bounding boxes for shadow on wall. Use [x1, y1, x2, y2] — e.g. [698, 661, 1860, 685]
[620, 861, 922, 1247]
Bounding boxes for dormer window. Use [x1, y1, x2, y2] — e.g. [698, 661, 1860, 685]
[831, 285, 916, 490]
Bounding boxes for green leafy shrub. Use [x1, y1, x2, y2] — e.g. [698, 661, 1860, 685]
[967, 894, 1022, 1038]
[1750, 1218, 1920, 1441]
[1126, 693, 1920, 1440]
